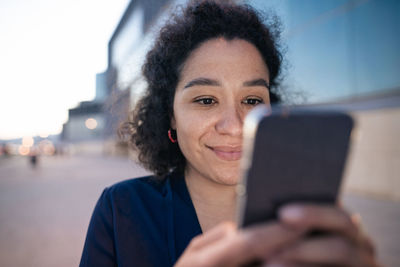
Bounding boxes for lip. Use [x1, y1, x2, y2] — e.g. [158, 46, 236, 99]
[208, 145, 242, 161]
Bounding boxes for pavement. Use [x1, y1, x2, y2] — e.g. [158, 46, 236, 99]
[0, 154, 398, 267]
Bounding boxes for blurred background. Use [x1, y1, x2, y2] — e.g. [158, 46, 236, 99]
[0, 0, 399, 266]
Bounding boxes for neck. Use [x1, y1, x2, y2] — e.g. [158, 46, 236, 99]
[185, 169, 237, 233]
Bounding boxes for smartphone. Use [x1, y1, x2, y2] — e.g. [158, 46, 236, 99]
[237, 105, 354, 227]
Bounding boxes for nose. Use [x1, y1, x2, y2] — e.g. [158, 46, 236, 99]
[215, 104, 243, 137]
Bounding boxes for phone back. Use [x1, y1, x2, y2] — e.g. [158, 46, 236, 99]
[238, 106, 354, 227]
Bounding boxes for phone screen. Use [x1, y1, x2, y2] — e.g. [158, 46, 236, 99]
[237, 105, 354, 227]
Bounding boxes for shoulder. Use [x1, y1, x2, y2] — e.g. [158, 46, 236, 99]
[81, 175, 173, 266]
[106, 175, 167, 196]
[101, 175, 171, 216]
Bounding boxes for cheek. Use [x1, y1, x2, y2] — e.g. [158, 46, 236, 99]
[175, 113, 205, 167]
[176, 111, 212, 144]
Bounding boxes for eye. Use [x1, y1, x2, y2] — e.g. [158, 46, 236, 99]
[242, 97, 263, 105]
[194, 97, 216, 105]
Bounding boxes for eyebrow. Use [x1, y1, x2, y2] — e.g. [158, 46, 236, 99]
[183, 77, 270, 89]
[243, 79, 270, 89]
[183, 78, 220, 89]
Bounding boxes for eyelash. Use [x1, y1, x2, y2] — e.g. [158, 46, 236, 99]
[242, 98, 264, 105]
[193, 97, 264, 106]
[194, 97, 215, 105]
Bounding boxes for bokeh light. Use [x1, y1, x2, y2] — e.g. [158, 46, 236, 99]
[39, 140, 55, 156]
[39, 133, 49, 138]
[18, 145, 30, 156]
[22, 136, 34, 147]
[85, 118, 98, 130]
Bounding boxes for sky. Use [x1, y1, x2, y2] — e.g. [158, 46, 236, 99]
[0, 0, 129, 140]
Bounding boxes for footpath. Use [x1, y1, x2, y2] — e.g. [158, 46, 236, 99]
[0, 155, 398, 267]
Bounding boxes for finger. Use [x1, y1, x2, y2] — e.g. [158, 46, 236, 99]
[188, 221, 236, 250]
[204, 223, 304, 266]
[176, 223, 237, 267]
[273, 235, 377, 267]
[278, 204, 358, 241]
[351, 213, 376, 255]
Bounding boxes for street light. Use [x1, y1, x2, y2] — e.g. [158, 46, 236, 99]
[22, 136, 34, 147]
[85, 118, 98, 130]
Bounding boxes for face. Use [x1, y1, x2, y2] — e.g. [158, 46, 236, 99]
[172, 38, 270, 186]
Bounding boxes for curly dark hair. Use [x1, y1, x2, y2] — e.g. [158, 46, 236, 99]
[124, 0, 283, 177]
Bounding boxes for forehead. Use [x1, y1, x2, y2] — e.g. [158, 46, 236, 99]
[179, 38, 269, 82]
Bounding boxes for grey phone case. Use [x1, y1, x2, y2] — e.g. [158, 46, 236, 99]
[237, 105, 354, 227]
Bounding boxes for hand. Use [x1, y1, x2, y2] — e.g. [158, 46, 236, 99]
[264, 204, 380, 267]
[174, 221, 304, 267]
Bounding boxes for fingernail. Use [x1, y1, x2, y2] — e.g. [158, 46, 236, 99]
[279, 205, 303, 221]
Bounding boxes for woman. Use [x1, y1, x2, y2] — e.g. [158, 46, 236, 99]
[80, 1, 378, 266]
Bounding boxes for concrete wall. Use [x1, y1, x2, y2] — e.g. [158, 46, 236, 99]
[343, 107, 400, 200]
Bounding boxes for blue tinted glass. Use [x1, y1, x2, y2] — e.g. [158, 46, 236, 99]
[249, 0, 400, 103]
[352, 0, 400, 94]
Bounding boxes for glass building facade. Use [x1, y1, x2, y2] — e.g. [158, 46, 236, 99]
[109, 0, 400, 104]
[249, 0, 400, 103]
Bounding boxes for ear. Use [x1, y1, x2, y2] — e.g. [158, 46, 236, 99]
[170, 116, 176, 130]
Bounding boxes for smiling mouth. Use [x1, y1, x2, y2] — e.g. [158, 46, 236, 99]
[208, 146, 242, 161]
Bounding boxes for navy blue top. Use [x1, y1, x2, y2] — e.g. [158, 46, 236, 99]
[79, 173, 202, 267]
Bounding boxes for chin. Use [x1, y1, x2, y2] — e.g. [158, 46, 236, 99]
[214, 170, 240, 186]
